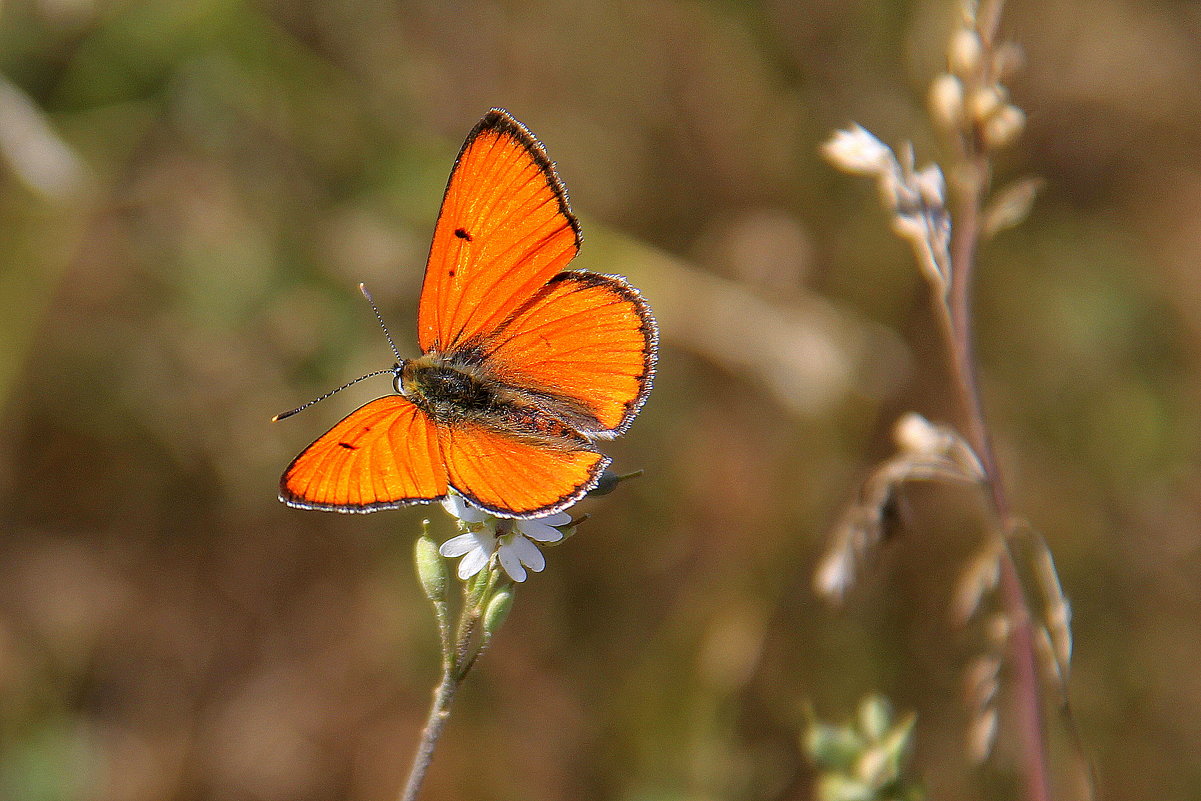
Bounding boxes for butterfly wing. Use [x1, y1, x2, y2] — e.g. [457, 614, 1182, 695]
[280, 396, 448, 513]
[439, 421, 608, 518]
[481, 271, 657, 436]
[418, 109, 581, 354]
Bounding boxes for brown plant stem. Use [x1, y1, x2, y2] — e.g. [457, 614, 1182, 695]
[932, 4, 1052, 796]
[399, 672, 460, 801]
[940, 149, 1053, 801]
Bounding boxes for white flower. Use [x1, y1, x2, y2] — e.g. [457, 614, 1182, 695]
[822, 124, 894, 176]
[441, 493, 488, 525]
[495, 516, 568, 582]
[438, 495, 572, 582]
[439, 529, 497, 579]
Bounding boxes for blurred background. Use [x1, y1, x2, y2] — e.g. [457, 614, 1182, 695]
[1, 0, 1199, 799]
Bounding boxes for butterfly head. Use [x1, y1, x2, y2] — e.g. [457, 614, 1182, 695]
[390, 361, 407, 396]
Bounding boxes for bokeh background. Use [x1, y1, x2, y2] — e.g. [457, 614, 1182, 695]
[2, 0, 1199, 799]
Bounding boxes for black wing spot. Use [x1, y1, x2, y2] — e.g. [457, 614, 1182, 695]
[339, 442, 357, 450]
[448, 269, 456, 277]
[454, 227, 473, 241]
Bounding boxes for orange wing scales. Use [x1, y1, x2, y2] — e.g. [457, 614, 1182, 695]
[484, 272, 657, 434]
[418, 109, 580, 354]
[280, 396, 447, 513]
[439, 422, 609, 518]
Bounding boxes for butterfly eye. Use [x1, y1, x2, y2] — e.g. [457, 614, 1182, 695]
[392, 363, 406, 396]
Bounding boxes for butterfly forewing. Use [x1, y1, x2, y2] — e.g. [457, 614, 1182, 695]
[280, 396, 448, 512]
[418, 109, 581, 354]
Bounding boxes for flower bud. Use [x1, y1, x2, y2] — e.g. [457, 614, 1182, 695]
[986, 612, 1012, 645]
[805, 722, 864, 770]
[992, 42, 1024, 82]
[816, 774, 872, 801]
[876, 714, 916, 779]
[586, 468, 621, 497]
[822, 125, 893, 176]
[483, 587, 515, 635]
[968, 706, 998, 763]
[983, 104, 1025, 149]
[929, 73, 964, 130]
[414, 529, 448, 603]
[982, 176, 1041, 237]
[858, 695, 893, 741]
[814, 547, 854, 600]
[949, 29, 983, 77]
[855, 745, 889, 785]
[894, 412, 940, 454]
[968, 86, 1005, 124]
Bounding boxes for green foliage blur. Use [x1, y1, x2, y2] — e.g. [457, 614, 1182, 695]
[805, 695, 922, 801]
[1, 1, 1198, 799]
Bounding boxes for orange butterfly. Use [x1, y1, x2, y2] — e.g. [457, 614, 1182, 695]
[277, 109, 657, 518]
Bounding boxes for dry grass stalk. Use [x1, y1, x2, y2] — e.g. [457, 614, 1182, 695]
[818, 1, 1093, 799]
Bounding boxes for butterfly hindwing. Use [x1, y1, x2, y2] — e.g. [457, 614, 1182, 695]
[280, 396, 448, 512]
[438, 420, 608, 518]
[481, 271, 656, 435]
[418, 109, 581, 354]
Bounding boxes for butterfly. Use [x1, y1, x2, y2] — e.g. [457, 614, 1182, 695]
[276, 109, 657, 518]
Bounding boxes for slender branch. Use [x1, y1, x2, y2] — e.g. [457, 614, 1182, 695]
[941, 121, 1053, 801]
[398, 569, 493, 801]
[398, 672, 459, 801]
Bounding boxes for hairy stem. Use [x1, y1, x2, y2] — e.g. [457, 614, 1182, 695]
[398, 672, 459, 801]
[399, 576, 489, 801]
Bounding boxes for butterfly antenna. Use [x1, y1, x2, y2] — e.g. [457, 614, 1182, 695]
[359, 282, 404, 363]
[271, 369, 394, 422]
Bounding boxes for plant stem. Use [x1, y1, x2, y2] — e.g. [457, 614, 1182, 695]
[399, 671, 459, 801]
[930, 3, 1053, 796]
[942, 150, 1052, 801]
[399, 574, 490, 801]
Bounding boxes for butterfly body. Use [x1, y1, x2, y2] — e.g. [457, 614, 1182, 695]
[398, 352, 586, 447]
[398, 353, 496, 424]
[279, 109, 656, 518]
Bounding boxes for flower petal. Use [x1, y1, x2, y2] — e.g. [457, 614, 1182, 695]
[457, 547, 490, 580]
[439, 533, 475, 558]
[508, 536, 546, 572]
[536, 511, 573, 527]
[497, 545, 527, 582]
[442, 493, 488, 524]
[517, 519, 564, 543]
